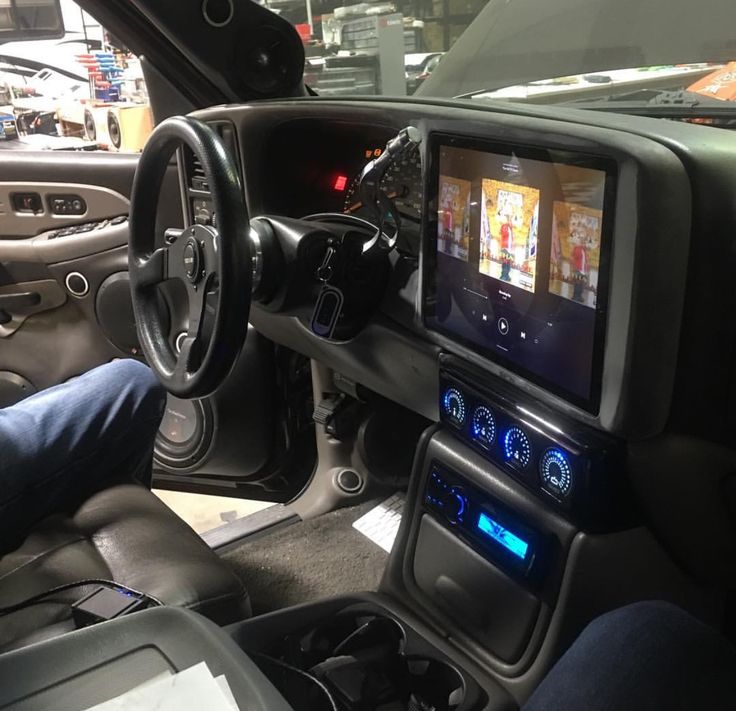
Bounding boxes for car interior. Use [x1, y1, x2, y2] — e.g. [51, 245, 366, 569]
[1, 0, 736, 708]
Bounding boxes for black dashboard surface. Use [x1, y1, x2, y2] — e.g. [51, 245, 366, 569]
[193, 97, 736, 446]
[259, 118, 423, 256]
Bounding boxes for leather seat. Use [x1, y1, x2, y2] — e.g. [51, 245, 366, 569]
[0, 483, 251, 653]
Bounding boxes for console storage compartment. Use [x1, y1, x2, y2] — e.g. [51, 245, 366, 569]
[0, 607, 291, 711]
[414, 514, 540, 663]
[227, 594, 515, 711]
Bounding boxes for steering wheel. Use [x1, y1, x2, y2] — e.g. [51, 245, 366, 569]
[128, 116, 251, 399]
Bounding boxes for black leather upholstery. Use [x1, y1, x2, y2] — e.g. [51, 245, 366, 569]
[0, 484, 251, 652]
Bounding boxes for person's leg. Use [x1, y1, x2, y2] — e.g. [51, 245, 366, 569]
[523, 600, 736, 711]
[0, 359, 166, 548]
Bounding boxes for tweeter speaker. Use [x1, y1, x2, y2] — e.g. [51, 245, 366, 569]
[155, 395, 214, 470]
[235, 25, 304, 96]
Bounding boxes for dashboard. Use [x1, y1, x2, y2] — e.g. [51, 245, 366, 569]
[190, 97, 736, 455]
[261, 123, 615, 414]
[183, 96, 736, 584]
[175, 93, 736, 692]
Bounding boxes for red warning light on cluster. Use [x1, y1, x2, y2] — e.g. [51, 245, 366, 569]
[333, 175, 348, 192]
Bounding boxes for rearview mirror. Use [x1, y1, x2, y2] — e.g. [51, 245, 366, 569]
[0, 0, 64, 44]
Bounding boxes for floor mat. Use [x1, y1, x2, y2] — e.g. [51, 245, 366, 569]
[223, 500, 389, 614]
[352, 493, 405, 553]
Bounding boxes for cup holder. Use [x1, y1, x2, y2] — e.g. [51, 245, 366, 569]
[252, 611, 468, 711]
[403, 656, 466, 711]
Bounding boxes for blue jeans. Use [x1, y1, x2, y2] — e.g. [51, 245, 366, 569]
[523, 601, 736, 711]
[0, 360, 166, 552]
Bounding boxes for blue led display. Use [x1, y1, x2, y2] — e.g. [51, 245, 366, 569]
[476, 512, 530, 560]
[442, 387, 466, 426]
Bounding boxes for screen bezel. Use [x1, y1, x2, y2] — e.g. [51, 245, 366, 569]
[422, 132, 618, 414]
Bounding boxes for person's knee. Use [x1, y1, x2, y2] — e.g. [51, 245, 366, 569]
[591, 600, 687, 630]
[92, 359, 166, 423]
[581, 600, 719, 658]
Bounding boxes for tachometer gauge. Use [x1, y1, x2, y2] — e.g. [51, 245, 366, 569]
[343, 143, 422, 222]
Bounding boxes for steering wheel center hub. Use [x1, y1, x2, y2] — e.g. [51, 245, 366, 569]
[183, 237, 202, 283]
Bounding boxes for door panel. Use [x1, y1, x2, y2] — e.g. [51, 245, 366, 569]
[0, 153, 140, 393]
[0, 151, 314, 502]
[0, 280, 66, 338]
[0, 182, 129, 238]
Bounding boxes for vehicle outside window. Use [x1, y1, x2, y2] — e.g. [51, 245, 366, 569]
[279, 0, 736, 128]
[405, 52, 442, 95]
[0, 0, 152, 153]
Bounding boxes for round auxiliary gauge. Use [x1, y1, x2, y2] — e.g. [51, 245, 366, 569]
[471, 405, 496, 449]
[442, 387, 466, 427]
[503, 426, 532, 469]
[540, 448, 573, 498]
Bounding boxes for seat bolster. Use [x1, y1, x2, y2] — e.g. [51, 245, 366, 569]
[0, 484, 251, 651]
[72, 484, 252, 623]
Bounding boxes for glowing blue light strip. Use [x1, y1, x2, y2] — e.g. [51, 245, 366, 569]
[477, 512, 529, 560]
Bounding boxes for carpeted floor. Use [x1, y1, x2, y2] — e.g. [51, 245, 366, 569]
[223, 501, 389, 614]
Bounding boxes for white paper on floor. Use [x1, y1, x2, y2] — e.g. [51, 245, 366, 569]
[352, 493, 405, 553]
[81, 661, 238, 711]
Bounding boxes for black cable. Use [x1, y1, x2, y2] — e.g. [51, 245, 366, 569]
[0, 578, 164, 617]
[252, 652, 339, 711]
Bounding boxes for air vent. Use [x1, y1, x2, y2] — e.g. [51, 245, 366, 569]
[183, 122, 239, 196]
[187, 150, 209, 193]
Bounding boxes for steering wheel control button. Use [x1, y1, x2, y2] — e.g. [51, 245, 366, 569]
[65, 272, 89, 298]
[183, 237, 201, 283]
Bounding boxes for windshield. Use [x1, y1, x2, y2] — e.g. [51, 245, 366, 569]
[279, 0, 736, 120]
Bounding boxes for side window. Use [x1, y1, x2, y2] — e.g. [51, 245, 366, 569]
[0, 0, 152, 153]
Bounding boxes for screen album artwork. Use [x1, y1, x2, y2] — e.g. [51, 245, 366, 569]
[438, 175, 471, 261]
[479, 179, 539, 293]
[549, 202, 603, 309]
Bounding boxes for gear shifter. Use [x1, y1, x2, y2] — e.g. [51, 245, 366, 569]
[358, 126, 422, 254]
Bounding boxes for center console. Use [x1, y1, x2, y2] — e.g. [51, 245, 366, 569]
[227, 596, 511, 711]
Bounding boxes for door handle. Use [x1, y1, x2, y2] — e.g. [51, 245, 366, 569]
[0, 291, 41, 323]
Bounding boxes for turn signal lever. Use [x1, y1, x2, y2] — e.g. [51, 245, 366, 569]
[358, 126, 422, 254]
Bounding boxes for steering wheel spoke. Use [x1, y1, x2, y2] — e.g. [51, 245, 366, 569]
[173, 282, 208, 382]
[173, 334, 200, 384]
[135, 247, 170, 288]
